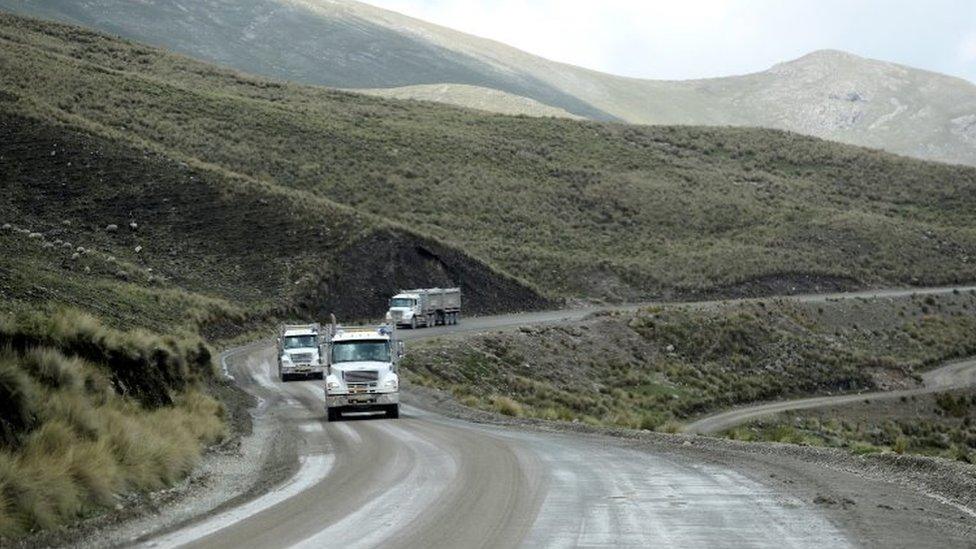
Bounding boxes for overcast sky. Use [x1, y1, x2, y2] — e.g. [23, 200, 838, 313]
[367, 0, 976, 83]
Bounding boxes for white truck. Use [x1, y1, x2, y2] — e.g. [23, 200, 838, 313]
[276, 323, 326, 382]
[324, 324, 403, 421]
[386, 287, 461, 329]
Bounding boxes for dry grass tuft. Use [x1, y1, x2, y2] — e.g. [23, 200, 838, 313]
[0, 311, 226, 539]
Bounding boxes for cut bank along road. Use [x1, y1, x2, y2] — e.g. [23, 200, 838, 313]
[144, 285, 976, 549]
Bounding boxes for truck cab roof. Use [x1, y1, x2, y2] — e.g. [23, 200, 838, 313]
[331, 326, 394, 343]
[283, 329, 317, 337]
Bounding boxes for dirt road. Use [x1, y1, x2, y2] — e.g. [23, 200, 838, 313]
[133, 285, 976, 548]
[685, 357, 976, 435]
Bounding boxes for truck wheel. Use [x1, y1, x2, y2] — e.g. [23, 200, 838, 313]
[314, 371, 325, 380]
[386, 404, 400, 419]
[410, 317, 417, 329]
[281, 373, 290, 383]
[450, 313, 457, 325]
[327, 408, 341, 422]
[428, 314, 435, 327]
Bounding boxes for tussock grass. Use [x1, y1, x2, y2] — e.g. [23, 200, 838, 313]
[406, 292, 976, 432]
[0, 311, 226, 539]
[730, 391, 976, 462]
[0, 308, 214, 407]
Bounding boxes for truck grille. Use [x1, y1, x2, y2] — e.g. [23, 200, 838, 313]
[343, 370, 379, 383]
[290, 353, 313, 364]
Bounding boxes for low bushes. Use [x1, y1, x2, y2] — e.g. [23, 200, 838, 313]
[0, 309, 215, 407]
[0, 310, 226, 539]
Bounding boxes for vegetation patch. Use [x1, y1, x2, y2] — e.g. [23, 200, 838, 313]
[725, 390, 976, 463]
[404, 292, 976, 430]
[1, 12, 975, 305]
[0, 310, 225, 539]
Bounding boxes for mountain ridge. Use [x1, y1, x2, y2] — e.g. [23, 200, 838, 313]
[2, 0, 974, 165]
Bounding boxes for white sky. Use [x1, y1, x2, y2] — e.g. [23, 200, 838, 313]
[366, 0, 976, 83]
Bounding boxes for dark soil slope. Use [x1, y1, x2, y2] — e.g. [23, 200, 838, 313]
[0, 109, 548, 327]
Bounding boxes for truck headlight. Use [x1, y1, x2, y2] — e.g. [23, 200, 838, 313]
[281, 355, 292, 364]
[384, 377, 398, 390]
[327, 380, 341, 391]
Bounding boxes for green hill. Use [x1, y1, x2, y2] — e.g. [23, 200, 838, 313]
[0, 11, 975, 539]
[1, 11, 975, 320]
[3, 1, 976, 166]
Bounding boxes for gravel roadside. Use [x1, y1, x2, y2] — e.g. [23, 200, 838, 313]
[403, 383, 976, 548]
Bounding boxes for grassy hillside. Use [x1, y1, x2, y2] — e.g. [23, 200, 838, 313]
[727, 389, 976, 463]
[0, 0, 614, 120]
[405, 291, 976, 430]
[4, 1, 976, 166]
[357, 83, 581, 119]
[0, 309, 225, 537]
[1, 12, 975, 305]
[0, 107, 549, 330]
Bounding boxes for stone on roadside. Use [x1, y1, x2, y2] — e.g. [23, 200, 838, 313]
[134, 245, 143, 253]
[106, 224, 119, 233]
[28, 232, 42, 239]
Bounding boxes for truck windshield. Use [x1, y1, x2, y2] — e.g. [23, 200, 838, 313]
[390, 298, 414, 308]
[283, 335, 317, 349]
[332, 341, 391, 363]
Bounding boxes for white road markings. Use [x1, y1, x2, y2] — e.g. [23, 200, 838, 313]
[142, 454, 336, 549]
[332, 422, 364, 445]
[290, 422, 458, 549]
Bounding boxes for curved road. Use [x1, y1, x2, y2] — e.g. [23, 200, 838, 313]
[685, 357, 976, 435]
[149, 345, 849, 549]
[142, 285, 976, 548]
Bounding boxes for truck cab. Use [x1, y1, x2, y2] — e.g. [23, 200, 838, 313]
[324, 325, 402, 421]
[277, 324, 325, 382]
[387, 292, 423, 328]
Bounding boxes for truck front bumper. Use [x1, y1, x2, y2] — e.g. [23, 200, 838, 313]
[282, 364, 324, 375]
[326, 392, 399, 409]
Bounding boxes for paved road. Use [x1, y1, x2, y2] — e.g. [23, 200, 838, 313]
[684, 356, 976, 435]
[144, 284, 976, 548]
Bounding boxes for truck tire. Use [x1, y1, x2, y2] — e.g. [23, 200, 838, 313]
[386, 404, 400, 419]
[314, 371, 325, 380]
[410, 316, 417, 330]
[327, 408, 341, 422]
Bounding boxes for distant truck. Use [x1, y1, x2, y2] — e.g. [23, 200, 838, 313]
[276, 323, 326, 382]
[386, 288, 461, 329]
[324, 324, 403, 421]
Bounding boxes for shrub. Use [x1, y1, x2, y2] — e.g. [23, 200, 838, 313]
[0, 357, 37, 448]
[492, 396, 524, 417]
[0, 309, 215, 408]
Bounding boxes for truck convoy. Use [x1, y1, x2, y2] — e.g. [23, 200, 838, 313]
[276, 323, 326, 382]
[324, 324, 403, 421]
[386, 287, 462, 329]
